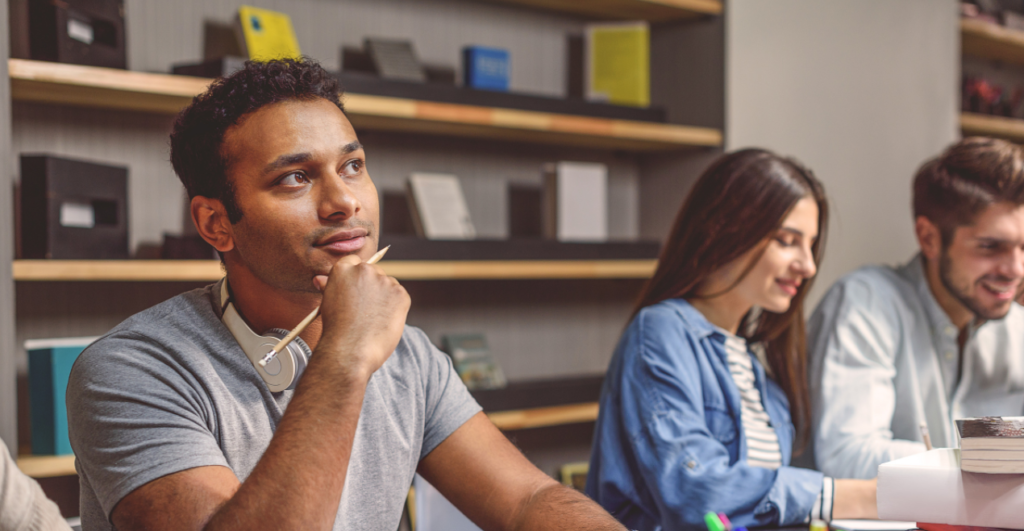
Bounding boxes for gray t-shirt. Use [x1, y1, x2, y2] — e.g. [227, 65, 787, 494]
[66, 281, 481, 531]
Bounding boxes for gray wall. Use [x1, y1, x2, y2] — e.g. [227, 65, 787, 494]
[726, 0, 960, 306]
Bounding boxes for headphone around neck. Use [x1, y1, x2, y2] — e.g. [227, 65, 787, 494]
[219, 280, 310, 392]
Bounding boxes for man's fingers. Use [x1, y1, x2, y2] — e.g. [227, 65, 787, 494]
[313, 275, 329, 291]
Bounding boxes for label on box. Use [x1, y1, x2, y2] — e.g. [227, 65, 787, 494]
[67, 19, 94, 44]
[60, 202, 95, 228]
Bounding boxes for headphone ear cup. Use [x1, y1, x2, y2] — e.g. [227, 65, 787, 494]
[266, 328, 310, 391]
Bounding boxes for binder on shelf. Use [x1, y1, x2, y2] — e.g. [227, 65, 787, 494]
[877, 448, 1024, 529]
[237, 5, 301, 62]
[585, 21, 649, 107]
[22, 0, 127, 69]
[28, 337, 98, 456]
[442, 334, 506, 390]
[543, 162, 608, 243]
[406, 173, 476, 240]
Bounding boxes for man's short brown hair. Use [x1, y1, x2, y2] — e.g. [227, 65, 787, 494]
[913, 137, 1024, 245]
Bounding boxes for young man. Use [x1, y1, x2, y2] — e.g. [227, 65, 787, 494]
[66, 59, 625, 531]
[808, 137, 1024, 479]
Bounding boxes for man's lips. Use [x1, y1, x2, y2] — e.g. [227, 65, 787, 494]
[979, 278, 1019, 301]
[315, 229, 368, 253]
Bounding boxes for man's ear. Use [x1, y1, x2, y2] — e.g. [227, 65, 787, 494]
[191, 196, 235, 253]
[915, 216, 942, 261]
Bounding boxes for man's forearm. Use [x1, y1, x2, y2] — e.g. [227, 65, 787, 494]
[205, 354, 368, 530]
[512, 483, 626, 531]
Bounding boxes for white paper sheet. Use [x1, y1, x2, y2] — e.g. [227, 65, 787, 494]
[830, 520, 918, 531]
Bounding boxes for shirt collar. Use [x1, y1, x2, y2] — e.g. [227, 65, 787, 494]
[900, 253, 962, 339]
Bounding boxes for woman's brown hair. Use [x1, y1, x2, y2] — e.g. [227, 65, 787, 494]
[634, 148, 828, 451]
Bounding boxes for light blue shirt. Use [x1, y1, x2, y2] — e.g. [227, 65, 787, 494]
[586, 299, 824, 530]
[808, 254, 1024, 479]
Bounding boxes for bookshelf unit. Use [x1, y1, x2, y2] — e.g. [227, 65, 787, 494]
[959, 19, 1024, 142]
[4, 0, 724, 504]
[9, 59, 721, 151]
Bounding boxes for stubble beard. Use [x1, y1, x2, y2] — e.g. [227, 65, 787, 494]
[938, 248, 1014, 321]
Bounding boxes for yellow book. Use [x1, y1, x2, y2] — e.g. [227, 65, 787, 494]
[586, 21, 650, 108]
[237, 6, 301, 62]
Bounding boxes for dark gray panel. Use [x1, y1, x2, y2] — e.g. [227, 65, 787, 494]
[0, 0, 18, 450]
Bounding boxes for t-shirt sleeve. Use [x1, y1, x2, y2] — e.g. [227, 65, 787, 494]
[403, 328, 483, 460]
[66, 332, 230, 521]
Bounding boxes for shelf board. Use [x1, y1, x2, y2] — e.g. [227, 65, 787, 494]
[478, 0, 721, 21]
[486, 402, 599, 431]
[15, 403, 600, 477]
[9, 59, 721, 151]
[960, 112, 1024, 143]
[12, 259, 657, 281]
[961, 18, 1024, 65]
[17, 454, 76, 478]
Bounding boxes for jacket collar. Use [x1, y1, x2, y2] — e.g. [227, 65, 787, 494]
[663, 298, 718, 339]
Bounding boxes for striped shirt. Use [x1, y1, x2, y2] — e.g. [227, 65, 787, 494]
[719, 329, 834, 521]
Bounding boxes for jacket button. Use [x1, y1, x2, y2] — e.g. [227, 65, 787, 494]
[687, 460, 697, 469]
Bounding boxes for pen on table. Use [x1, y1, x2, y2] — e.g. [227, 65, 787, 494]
[920, 422, 933, 451]
[258, 245, 390, 367]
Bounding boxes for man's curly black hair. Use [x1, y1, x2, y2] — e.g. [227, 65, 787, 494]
[170, 57, 344, 224]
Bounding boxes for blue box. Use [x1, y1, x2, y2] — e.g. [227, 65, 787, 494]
[28, 337, 95, 455]
[462, 46, 510, 91]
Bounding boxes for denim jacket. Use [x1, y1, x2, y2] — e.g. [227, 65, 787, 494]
[586, 299, 823, 530]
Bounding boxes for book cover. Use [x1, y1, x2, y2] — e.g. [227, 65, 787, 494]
[441, 333, 506, 390]
[542, 161, 608, 242]
[585, 21, 649, 107]
[463, 46, 510, 91]
[406, 173, 476, 240]
[237, 6, 301, 62]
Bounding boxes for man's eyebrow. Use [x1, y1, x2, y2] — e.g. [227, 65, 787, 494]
[260, 142, 362, 175]
[262, 152, 312, 175]
[341, 141, 363, 156]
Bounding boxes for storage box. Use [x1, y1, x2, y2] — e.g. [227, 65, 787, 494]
[28, 337, 97, 456]
[26, 0, 126, 69]
[20, 154, 129, 259]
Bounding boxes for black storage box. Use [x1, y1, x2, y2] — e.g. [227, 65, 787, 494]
[27, 0, 127, 69]
[20, 155, 129, 259]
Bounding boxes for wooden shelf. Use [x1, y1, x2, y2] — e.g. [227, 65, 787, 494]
[961, 18, 1024, 65]
[9, 59, 721, 151]
[12, 259, 657, 281]
[486, 402, 599, 431]
[16, 454, 76, 478]
[960, 112, 1024, 143]
[15, 402, 600, 477]
[478, 0, 721, 22]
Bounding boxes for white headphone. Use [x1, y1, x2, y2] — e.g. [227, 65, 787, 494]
[219, 280, 310, 392]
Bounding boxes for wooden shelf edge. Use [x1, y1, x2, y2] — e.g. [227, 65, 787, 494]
[960, 112, 1024, 143]
[12, 259, 658, 281]
[14, 404, 600, 475]
[486, 402, 599, 431]
[480, 0, 721, 21]
[961, 18, 1024, 65]
[9, 59, 722, 150]
[16, 454, 77, 478]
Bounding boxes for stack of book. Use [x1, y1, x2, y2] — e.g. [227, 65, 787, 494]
[957, 416, 1024, 473]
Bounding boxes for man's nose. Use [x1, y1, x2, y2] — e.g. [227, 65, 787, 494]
[318, 173, 359, 221]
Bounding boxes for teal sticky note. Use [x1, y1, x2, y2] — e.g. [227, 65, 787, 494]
[28, 338, 96, 455]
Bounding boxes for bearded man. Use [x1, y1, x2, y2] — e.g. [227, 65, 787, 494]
[808, 137, 1024, 479]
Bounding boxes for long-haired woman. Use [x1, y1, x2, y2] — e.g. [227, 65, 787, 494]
[585, 149, 877, 530]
